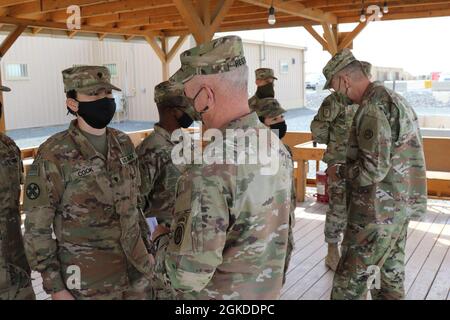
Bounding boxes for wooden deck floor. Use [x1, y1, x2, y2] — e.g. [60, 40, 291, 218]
[31, 191, 450, 300]
[280, 192, 450, 300]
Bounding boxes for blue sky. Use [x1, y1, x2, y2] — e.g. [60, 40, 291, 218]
[219, 16, 450, 77]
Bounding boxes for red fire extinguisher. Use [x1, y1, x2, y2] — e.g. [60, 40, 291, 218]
[315, 171, 329, 203]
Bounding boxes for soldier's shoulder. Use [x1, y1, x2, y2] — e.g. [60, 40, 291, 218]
[136, 131, 171, 157]
[109, 127, 134, 147]
[36, 130, 72, 160]
[0, 132, 20, 151]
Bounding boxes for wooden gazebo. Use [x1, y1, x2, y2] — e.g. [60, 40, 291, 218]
[0, 0, 450, 132]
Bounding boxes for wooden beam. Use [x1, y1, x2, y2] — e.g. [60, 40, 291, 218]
[145, 36, 166, 63]
[173, 0, 208, 44]
[239, 0, 337, 23]
[98, 33, 107, 41]
[208, 0, 235, 39]
[0, 16, 160, 37]
[0, 24, 26, 57]
[67, 30, 78, 38]
[321, 22, 337, 55]
[304, 24, 329, 52]
[31, 27, 42, 35]
[338, 22, 367, 51]
[166, 34, 188, 62]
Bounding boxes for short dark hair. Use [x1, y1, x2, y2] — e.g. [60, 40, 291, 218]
[66, 90, 77, 116]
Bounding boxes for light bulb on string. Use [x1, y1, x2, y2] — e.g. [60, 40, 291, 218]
[268, 6, 276, 25]
[383, 1, 389, 14]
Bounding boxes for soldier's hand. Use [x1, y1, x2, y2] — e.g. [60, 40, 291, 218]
[152, 225, 170, 241]
[327, 164, 339, 182]
[51, 289, 75, 300]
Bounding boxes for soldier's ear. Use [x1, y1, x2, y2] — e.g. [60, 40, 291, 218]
[66, 98, 79, 114]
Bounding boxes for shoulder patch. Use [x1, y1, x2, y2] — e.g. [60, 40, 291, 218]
[174, 222, 185, 246]
[26, 183, 41, 200]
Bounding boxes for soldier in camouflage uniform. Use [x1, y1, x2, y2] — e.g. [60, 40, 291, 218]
[249, 68, 278, 113]
[152, 36, 294, 299]
[254, 98, 296, 285]
[137, 80, 194, 299]
[310, 92, 359, 271]
[323, 49, 427, 299]
[23, 66, 153, 300]
[0, 85, 35, 300]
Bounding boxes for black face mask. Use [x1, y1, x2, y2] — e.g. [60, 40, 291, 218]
[270, 121, 287, 139]
[77, 97, 116, 129]
[256, 83, 275, 99]
[176, 112, 193, 128]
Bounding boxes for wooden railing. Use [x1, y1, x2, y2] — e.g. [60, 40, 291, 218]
[18, 130, 450, 199]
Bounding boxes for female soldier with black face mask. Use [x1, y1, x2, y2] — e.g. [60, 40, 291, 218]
[248, 68, 277, 113]
[22, 66, 153, 300]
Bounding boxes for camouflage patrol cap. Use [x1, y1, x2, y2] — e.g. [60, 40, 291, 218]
[255, 68, 278, 80]
[255, 98, 286, 119]
[323, 49, 371, 90]
[154, 81, 196, 119]
[170, 35, 246, 84]
[62, 65, 121, 94]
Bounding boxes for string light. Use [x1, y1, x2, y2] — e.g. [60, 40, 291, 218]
[383, 1, 389, 14]
[268, 1, 276, 25]
[359, 0, 366, 23]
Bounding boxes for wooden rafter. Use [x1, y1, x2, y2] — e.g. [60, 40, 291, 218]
[0, 16, 161, 38]
[321, 22, 338, 55]
[0, 24, 26, 57]
[173, 0, 234, 44]
[304, 25, 329, 52]
[338, 22, 367, 51]
[145, 34, 187, 80]
[239, 0, 337, 23]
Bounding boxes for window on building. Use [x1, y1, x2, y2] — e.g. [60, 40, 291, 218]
[280, 60, 289, 74]
[103, 63, 118, 77]
[5, 63, 29, 80]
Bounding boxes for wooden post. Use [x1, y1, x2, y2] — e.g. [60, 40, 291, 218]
[146, 35, 188, 82]
[174, 0, 234, 44]
[161, 37, 170, 81]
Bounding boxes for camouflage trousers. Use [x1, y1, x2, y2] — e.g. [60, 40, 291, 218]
[331, 220, 408, 300]
[325, 172, 347, 243]
[70, 266, 153, 300]
[283, 213, 295, 285]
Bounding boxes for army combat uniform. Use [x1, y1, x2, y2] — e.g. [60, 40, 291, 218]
[137, 81, 193, 300]
[0, 132, 35, 300]
[255, 97, 296, 284]
[23, 66, 153, 300]
[323, 50, 427, 300]
[153, 36, 294, 300]
[310, 93, 358, 244]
